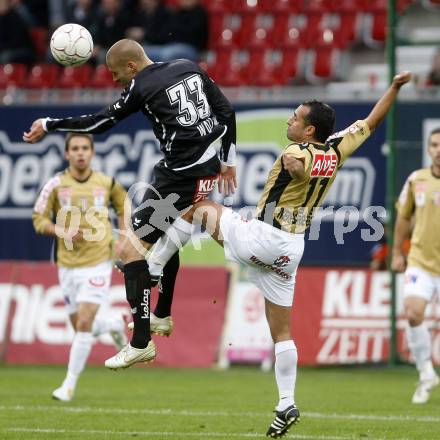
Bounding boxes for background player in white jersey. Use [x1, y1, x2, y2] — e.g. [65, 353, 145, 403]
[32, 133, 128, 401]
[143, 72, 411, 438]
[392, 128, 440, 404]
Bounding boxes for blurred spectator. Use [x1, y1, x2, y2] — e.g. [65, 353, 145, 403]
[0, 0, 36, 64]
[126, 0, 172, 48]
[65, 0, 98, 34]
[10, 0, 34, 26]
[134, 0, 208, 62]
[426, 48, 440, 86]
[165, 0, 208, 61]
[93, 0, 131, 63]
[47, 0, 66, 29]
[168, 0, 208, 53]
[23, 0, 48, 26]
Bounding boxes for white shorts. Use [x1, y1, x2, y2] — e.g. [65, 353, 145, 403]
[403, 266, 440, 302]
[220, 209, 304, 307]
[58, 260, 112, 314]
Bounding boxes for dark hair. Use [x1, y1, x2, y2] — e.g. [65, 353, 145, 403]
[301, 100, 336, 143]
[429, 127, 440, 139]
[65, 132, 94, 151]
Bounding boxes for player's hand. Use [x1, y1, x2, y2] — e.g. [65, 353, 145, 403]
[283, 153, 305, 178]
[392, 71, 412, 89]
[391, 252, 406, 273]
[219, 164, 237, 195]
[23, 119, 46, 143]
[63, 229, 84, 243]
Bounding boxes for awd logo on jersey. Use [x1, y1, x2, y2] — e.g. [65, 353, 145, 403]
[311, 153, 338, 177]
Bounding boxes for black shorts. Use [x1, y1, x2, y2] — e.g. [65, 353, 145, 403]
[131, 156, 220, 244]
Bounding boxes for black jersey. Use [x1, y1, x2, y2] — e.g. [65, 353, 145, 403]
[45, 59, 236, 170]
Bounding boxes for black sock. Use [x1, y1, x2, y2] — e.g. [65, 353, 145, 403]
[123, 260, 151, 349]
[154, 251, 179, 318]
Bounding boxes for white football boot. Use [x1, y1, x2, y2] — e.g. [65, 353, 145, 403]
[127, 313, 174, 337]
[52, 385, 74, 402]
[105, 341, 156, 370]
[412, 375, 439, 404]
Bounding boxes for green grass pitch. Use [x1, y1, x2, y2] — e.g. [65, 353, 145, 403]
[1, 364, 439, 439]
[180, 237, 225, 266]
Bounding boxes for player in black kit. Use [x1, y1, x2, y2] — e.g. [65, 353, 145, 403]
[23, 39, 237, 369]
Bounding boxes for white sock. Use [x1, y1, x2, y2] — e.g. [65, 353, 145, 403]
[92, 315, 124, 337]
[63, 332, 94, 390]
[406, 323, 435, 381]
[149, 217, 192, 277]
[274, 340, 297, 411]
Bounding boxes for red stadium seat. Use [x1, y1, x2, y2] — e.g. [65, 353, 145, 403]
[304, 0, 334, 13]
[270, 14, 304, 49]
[242, 48, 265, 82]
[362, 0, 387, 11]
[0, 64, 27, 88]
[244, 49, 298, 86]
[213, 27, 238, 49]
[362, 9, 387, 48]
[57, 65, 92, 88]
[0, 64, 26, 88]
[202, 0, 235, 13]
[88, 65, 115, 88]
[26, 63, 59, 89]
[208, 10, 226, 47]
[337, 10, 360, 47]
[259, 0, 303, 13]
[302, 10, 324, 48]
[279, 47, 301, 81]
[305, 47, 340, 83]
[247, 28, 271, 49]
[332, 0, 369, 11]
[218, 61, 246, 87]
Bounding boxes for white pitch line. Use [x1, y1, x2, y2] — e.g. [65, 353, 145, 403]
[3, 428, 375, 440]
[1, 405, 440, 424]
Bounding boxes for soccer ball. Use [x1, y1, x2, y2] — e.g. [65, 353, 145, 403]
[50, 23, 93, 67]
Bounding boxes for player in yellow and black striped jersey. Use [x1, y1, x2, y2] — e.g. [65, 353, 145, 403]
[142, 72, 412, 438]
[256, 116, 370, 233]
[392, 127, 440, 404]
[32, 132, 128, 402]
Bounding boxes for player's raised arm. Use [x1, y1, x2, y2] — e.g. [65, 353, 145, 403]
[365, 71, 412, 132]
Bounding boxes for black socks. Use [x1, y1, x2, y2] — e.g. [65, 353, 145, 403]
[153, 251, 180, 318]
[123, 260, 151, 349]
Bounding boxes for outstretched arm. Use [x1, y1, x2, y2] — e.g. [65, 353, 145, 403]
[365, 71, 412, 132]
[23, 80, 141, 143]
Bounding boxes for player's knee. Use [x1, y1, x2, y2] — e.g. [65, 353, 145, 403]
[76, 316, 94, 332]
[404, 303, 424, 326]
[118, 235, 146, 264]
[266, 318, 291, 343]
